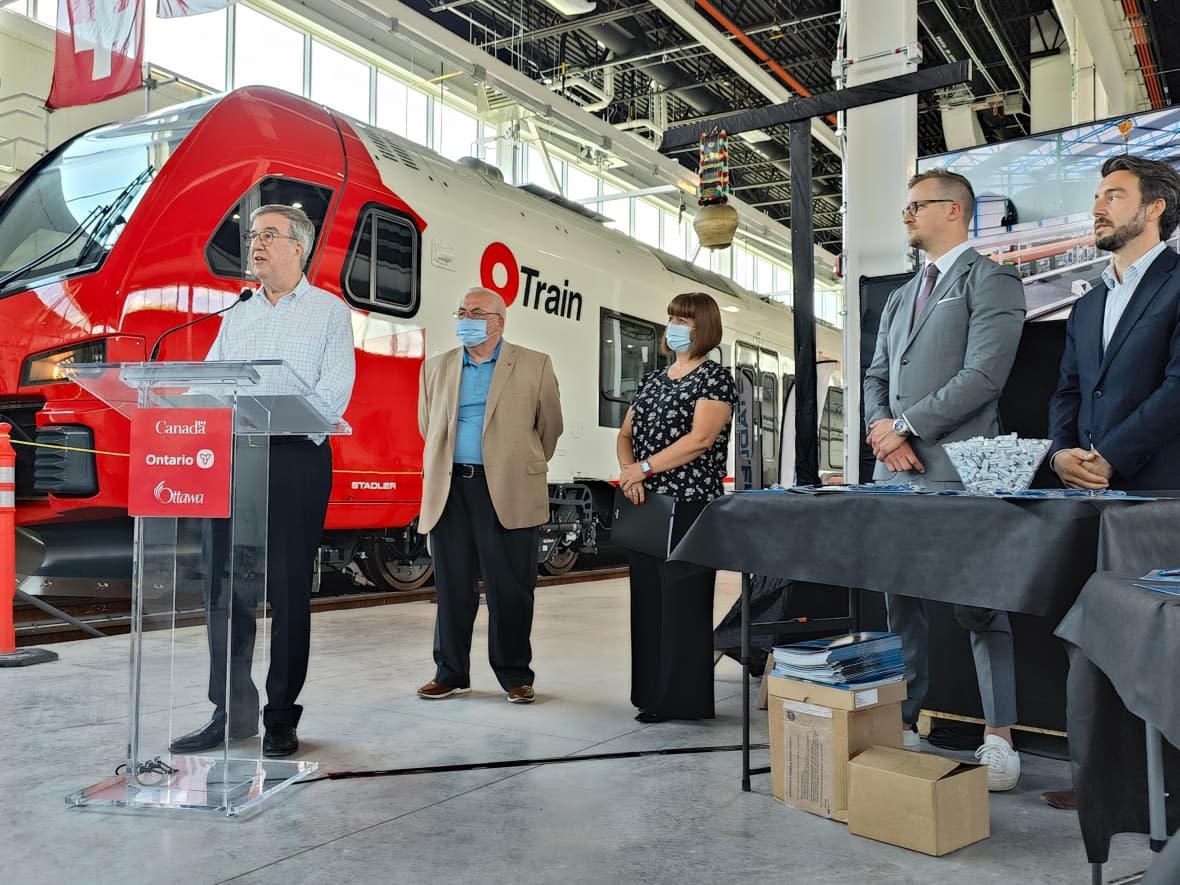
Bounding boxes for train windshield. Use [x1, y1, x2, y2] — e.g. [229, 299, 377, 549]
[0, 95, 219, 293]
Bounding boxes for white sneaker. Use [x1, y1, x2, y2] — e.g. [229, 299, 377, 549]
[902, 728, 920, 751]
[975, 734, 1021, 791]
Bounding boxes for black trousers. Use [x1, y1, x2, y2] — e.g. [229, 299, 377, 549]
[628, 499, 716, 719]
[204, 439, 332, 729]
[430, 471, 539, 691]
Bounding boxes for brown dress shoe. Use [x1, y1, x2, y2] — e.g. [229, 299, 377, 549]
[506, 685, 535, 704]
[417, 680, 471, 700]
[1040, 789, 1077, 810]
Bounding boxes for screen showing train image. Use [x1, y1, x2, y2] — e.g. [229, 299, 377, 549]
[917, 106, 1180, 321]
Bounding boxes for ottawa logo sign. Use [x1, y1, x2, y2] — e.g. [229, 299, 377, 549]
[129, 407, 233, 518]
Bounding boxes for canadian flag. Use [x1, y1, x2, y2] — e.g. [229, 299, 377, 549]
[46, 0, 145, 110]
[156, 0, 234, 17]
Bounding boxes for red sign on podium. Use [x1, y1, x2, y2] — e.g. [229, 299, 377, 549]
[128, 408, 233, 518]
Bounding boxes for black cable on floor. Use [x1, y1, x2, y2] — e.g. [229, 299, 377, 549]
[296, 743, 771, 783]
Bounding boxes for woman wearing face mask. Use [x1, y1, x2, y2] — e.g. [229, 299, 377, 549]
[616, 292, 738, 723]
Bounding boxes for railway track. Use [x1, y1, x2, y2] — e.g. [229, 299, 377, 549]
[14, 563, 630, 647]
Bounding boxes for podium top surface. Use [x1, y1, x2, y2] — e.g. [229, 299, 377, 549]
[64, 361, 349, 436]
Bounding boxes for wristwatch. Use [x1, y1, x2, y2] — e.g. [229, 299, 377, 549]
[640, 460, 654, 478]
[891, 417, 910, 437]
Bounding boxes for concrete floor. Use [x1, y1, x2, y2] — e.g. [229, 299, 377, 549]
[0, 574, 1155, 884]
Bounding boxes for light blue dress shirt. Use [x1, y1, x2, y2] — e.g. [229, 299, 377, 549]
[206, 275, 356, 444]
[453, 340, 502, 465]
[1100, 240, 1166, 350]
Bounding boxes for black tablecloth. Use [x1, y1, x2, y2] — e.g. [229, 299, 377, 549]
[671, 492, 1107, 616]
[1056, 571, 1180, 864]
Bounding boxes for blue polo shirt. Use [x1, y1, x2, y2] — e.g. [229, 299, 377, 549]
[453, 340, 502, 464]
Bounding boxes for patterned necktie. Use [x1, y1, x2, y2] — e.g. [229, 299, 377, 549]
[913, 263, 940, 320]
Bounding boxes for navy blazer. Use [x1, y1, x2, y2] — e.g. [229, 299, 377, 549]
[1048, 246, 1180, 490]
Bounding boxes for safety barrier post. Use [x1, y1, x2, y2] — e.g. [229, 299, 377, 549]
[0, 423, 58, 666]
[1, 422, 15, 652]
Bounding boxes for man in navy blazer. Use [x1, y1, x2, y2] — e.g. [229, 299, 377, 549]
[1049, 154, 1180, 492]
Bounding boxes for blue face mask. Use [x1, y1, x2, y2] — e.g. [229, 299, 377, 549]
[666, 324, 693, 353]
[456, 318, 490, 346]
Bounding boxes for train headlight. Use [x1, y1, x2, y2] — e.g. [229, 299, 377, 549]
[20, 339, 107, 385]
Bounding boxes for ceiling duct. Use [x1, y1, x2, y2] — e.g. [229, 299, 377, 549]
[553, 74, 613, 111]
[537, 0, 596, 17]
[476, 84, 521, 123]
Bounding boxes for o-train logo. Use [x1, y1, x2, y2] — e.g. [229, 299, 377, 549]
[480, 242, 583, 322]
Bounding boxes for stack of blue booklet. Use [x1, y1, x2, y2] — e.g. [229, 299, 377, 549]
[770, 632, 905, 690]
[1134, 569, 1180, 596]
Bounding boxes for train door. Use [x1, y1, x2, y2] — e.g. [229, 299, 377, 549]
[757, 349, 780, 484]
[734, 342, 762, 490]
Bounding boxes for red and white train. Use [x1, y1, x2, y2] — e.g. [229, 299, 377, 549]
[0, 86, 843, 596]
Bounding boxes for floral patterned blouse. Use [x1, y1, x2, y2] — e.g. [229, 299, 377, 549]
[630, 360, 738, 503]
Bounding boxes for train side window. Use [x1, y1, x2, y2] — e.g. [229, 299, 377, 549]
[599, 308, 668, 428]
[343, 206, 419, 314]
[205, 178, 333, 279]
[821, 386, 845, 472]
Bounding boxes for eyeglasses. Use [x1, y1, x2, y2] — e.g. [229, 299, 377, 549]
[900, 199, 956, 219]
[241, 231, 299, 247]
[453, 309, 503, 321]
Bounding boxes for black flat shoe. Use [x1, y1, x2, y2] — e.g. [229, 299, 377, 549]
[636, 711, 668, 724]
[169, 716, 258, 754]
[263, 724, 299, 757]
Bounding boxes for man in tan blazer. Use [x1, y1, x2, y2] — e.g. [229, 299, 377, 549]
[416, 286, 563, 704]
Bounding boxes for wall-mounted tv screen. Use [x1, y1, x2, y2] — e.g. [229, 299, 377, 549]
[917, 107, 1180, 321]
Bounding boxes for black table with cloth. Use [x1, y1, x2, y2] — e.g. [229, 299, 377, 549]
[670, 490, 1179, 870]
[1054, 498, 1180, 874]
[1055, 573, 1180, 871]
[671, 490, 1107, 617]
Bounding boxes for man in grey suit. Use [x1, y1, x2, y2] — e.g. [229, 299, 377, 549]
[864, 169, 1026, 791]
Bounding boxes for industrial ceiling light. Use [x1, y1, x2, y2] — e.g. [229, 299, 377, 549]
[536, 0, 596, 17]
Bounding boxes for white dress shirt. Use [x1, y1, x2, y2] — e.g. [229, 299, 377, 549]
[207, 275, 356, 443]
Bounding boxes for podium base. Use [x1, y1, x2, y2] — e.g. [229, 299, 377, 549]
[65, 754, 318, 816]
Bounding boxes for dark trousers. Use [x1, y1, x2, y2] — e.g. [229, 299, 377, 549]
[629, 499, 716, 719]
[204, 439, 332, 729]
[886, 594, 1018, 728]
[430, 472, 539, 690]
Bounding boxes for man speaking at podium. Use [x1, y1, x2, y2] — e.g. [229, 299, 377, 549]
[170, 204, 355, 758]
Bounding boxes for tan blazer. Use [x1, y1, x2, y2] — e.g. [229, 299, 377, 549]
[418, 340, 563, 533]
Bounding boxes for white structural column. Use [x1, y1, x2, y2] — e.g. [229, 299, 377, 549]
[1030, 52, 1072, 133]
[1053, 0, 1146, 123]
[840, 0, 917, 482]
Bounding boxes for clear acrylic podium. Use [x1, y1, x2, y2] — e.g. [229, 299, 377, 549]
[63, 360, 348, 815]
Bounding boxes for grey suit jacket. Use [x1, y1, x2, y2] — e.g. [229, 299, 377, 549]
[863, 247, 1026, 482]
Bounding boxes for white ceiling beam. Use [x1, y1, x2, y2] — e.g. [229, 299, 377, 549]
[1053, 0, 1143, 115]
[644, 0, 841, 160]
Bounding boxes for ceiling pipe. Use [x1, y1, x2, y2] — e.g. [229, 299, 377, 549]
[692, 0, 836, 127]
[1121, 0, 1166, 108]
[932, 0, 1026, 134]
[973, 0, 1030, 102]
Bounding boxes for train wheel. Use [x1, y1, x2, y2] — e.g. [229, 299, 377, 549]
[541, 545, 578, 576]
[361, 538, 435, 592]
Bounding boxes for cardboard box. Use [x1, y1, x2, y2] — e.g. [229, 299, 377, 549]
[847, 745, 990, 856]
[767, 677, 905, 821]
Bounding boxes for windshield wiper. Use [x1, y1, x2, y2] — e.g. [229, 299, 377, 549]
[76, 165, 154, 266]
[0, 165, 154, 291]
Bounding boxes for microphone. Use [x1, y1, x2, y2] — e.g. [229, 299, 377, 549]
[149, 288, 254, 361]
